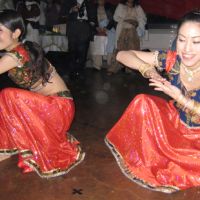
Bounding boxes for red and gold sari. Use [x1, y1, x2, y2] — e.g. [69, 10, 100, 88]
[106, 94, 200, 193]
[0, 88, 84, 178]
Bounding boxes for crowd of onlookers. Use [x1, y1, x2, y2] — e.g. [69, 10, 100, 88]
[65, 0, 147, 78]
[0, 0, 147, 77]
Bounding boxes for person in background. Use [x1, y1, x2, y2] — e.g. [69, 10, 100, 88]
[91, 0, 116, 71]
[45, 0, 62, 27]
[107, 0, 146, 75]
[0, 9, 84, 177]
[65, 0, 97, 79]
[16, 0, 41, 44]
[105, 10, 200, 193]
[39, 0, 47, 27]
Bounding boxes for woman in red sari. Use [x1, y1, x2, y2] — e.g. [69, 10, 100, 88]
[0, 10, 84, 178]
[105, 10, 200, 193]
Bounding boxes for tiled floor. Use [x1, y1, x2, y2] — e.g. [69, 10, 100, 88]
[0, 52, 200, 200]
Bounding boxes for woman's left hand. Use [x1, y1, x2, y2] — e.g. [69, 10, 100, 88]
[145, 68, 164, 81]
[149, 78, 182, 100]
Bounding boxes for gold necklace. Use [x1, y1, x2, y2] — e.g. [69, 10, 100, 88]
[181, 63, 200, 82]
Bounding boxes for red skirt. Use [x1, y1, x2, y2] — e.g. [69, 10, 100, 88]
[0, 88, 84, 178]
[105, 94, 200, 193]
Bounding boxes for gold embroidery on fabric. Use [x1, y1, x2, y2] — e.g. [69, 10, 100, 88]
[105, 138, 179, 193]
[0, 134, 85, 178]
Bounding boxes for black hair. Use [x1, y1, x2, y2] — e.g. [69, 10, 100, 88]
[24, 41, 50, 85]
[0, 9, 26, 41]
[0, 9, 50, 85]
[178, 10, 200, 32]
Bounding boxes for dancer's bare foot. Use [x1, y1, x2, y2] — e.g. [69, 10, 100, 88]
[0, 155, 11, 162]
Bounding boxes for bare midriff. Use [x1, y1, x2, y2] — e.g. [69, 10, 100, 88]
[30, 72, 69, 96]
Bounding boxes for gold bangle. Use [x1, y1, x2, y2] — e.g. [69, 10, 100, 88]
[138, 63, 154, 78]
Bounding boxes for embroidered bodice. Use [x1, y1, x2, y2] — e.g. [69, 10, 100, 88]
[7, 44, 51, 90]
[157, 50, 200, 127]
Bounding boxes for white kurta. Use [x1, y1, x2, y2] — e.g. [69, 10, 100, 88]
[114, 3, 146, 48]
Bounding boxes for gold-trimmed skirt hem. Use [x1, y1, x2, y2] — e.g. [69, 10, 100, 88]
[0, 133, 85, 178]
[105, 138, 180, 193]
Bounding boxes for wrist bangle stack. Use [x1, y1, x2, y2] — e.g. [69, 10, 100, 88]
[176, 95, 200, 116]
[176, 95, 196, 113]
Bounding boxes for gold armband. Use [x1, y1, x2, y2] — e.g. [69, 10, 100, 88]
[138, 63, 154, 78]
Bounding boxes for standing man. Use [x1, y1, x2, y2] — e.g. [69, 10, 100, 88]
[16, 0, 41, 44]
[65, 0, 97, 78]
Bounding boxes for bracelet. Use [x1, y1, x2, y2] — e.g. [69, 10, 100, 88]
[176, 95, 200, 116]
[175, 95, 192, 112]
[138, 63, 154, 78]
